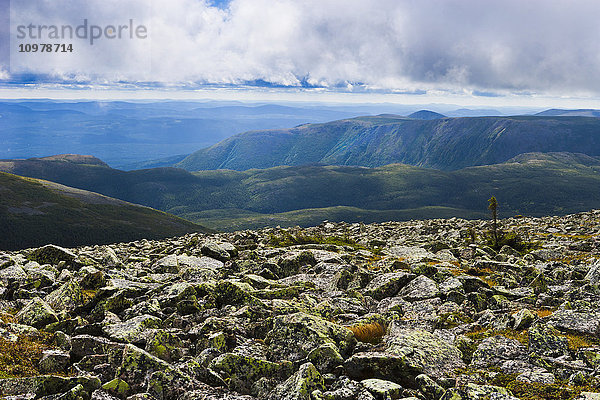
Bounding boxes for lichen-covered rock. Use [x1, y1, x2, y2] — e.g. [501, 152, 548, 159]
[398, 275, 439, 301]
[15, 297, 58, 328]
[585, 261, 600, 285]
[28, 245, 76, 266]
[546, 310, 600, 336]
[214, 280, 260, 307]
[70, 334, 123, 361]
[415, 374, 445, 400]
[462, 383, 516, 400]
[321, 376, 362, 399]
[528, 324, 570, 358]
[471, 335, 527, 368]
[122, 299, 162, 321]
[266, 312, 355, 361]
[268, 362, 325, 400]
[345, 352, 414, 386]
[0, 375, 100, 398]
[101, 378, 130, 396]
[387, 246, 436, 264]
[25, 264, 57, 289]
[455, 275, 490, 293]
[159, 282, 197, 306]
[512, 308, 536, 330]
[179, 256, 224, 282]
[38, 350, 70, 373]
[364, 272, 416, 300]
[155, 255, 183, 274]
[307, 343, 344, 374]
[577, 392, 600, 400]
[0, 264, 28, 283]
[577, 348, 600, 370]
[116, 344, 192, 397]
[103, 315, 162, 344]
[144, 329, 184, 362]
[201, 242, 235, 262]
[361, 378, 402, 399]
[209, 353, 293, 395]
[79, 266, 106, 290]
[516, 370, 556, 384]
[385, 326, 464, 381]
[99, 246, 122, 268]
[56, 383, 87, 400]
[274, 251, 317, 278]
[345, 327, 463, 387]
[439, 277, 464, 295]
[45, 279, 84, 313]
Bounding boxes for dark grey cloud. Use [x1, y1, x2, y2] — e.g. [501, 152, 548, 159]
[387, 0, 600, 94]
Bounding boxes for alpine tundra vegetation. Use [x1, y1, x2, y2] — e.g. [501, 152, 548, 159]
[1, 211, 600, 399]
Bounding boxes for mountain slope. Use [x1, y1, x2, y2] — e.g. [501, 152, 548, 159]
[175, 115, 600, 171]
[0, 171, 210, 250]
[2, 153, 600, 231]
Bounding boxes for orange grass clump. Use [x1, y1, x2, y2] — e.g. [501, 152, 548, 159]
[347, 321, 387, 344]
[534, 309, 554, 318]
[0, 312, 16, 324]
[563, 333, 599, 351]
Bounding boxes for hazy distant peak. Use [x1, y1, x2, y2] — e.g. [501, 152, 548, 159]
[407, 110, 447, 120]
[535, 109, 600, 117]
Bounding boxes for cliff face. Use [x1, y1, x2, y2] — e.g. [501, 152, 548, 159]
[1, 211, 600, 399]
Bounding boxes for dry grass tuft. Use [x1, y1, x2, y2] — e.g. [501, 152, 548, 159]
[563, 332, 599, 351]
[347, 321, 387, 344]
[465, 327, 529, 345]
[534, 309, 554, 318]
[0, 311, 16, 324]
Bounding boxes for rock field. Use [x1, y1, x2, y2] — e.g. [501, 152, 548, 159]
[2, 211, 600, 400]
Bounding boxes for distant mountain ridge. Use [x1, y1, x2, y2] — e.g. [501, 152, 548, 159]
[535, 109, 600, 117]
[175, 115, 600, 171]
[0, 100, 360, 168]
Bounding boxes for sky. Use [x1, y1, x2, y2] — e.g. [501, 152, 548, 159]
[1, 0, 600, 107]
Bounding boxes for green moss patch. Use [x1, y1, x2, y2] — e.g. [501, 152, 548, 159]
[0, 333, 54, 378]
[490, 372, 599, 400]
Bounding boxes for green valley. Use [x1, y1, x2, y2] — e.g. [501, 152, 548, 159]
[2, 152, 600, 232]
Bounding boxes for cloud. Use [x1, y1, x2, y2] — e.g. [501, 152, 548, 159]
[4, 0, 600, 96]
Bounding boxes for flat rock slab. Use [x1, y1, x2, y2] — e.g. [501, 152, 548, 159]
[545, 310, 600, 336]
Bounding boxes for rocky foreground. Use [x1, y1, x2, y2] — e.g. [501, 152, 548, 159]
[1, 212, 600, 400]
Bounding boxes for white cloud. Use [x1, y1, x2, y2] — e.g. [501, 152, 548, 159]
[5, 0, 600, 96]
